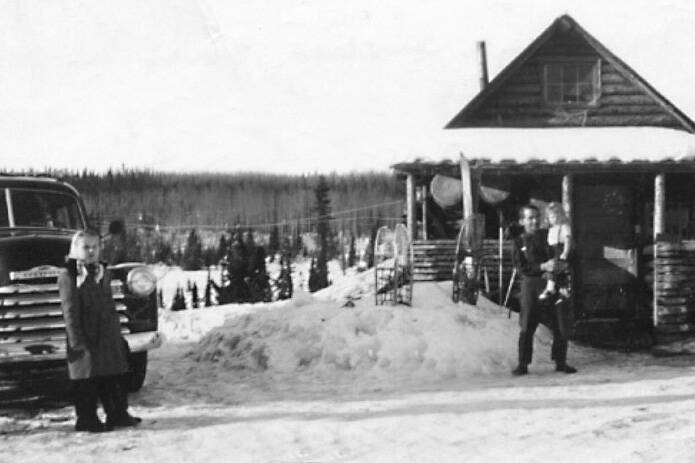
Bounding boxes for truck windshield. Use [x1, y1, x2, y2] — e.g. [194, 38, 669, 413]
[0, 194, 8, 227]
[10, 189, 84, 229]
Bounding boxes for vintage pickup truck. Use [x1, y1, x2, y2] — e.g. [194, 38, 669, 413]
[0, 175, 161, 401]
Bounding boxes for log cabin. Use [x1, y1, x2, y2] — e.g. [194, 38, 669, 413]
[392, 14, 695, 349]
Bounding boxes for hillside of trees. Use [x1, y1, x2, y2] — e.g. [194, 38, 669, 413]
[51, 168, 404, 246]
[23, 169, 403, 230]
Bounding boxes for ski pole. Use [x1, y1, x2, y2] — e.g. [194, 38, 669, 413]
[505, 268, 517, 318]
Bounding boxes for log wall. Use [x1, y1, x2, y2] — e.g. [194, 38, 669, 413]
[457, 26, 682, 129]
[412, 240, 456, 281]
[653, 241, 695, 336]
[412, 239, 516, 297]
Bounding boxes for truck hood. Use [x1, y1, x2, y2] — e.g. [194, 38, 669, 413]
[0, 234, 72, 285]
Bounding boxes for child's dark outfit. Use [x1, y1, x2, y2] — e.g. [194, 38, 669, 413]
[59, 259, 140, 432]
[542, 223, 572, 302]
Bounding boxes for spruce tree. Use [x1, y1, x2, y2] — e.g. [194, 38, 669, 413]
[294, 221, 303, 258]
[191, 282, 199, 308]
[277, 254, 293, 300]
[308, 257, 319, 293]
[268, 224, 280, 261]
[153, 234, 173, 264]
[313, 176, 331, 290]
[204, 278, 213, 307]
[268, 194, 280, 262]
[365, 214, 381, 269]
[348, 234, 356, 267]
[217, 233, 229, 262]
[171, 287, 186, 311]
[182, 229, 204, 270]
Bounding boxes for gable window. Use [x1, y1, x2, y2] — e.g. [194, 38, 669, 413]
[543, 60, 600, 105]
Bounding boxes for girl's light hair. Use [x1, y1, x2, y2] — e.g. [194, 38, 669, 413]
[545, 202, 568, 224]
[67, 229, 101, 260]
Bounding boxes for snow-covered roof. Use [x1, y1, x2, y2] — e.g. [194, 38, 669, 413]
[393, 127, 695, 175]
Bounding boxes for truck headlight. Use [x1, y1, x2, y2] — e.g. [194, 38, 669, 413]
[127, 266, 157, 297]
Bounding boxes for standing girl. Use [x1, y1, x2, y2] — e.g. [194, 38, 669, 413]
[59, 229, 141, 432]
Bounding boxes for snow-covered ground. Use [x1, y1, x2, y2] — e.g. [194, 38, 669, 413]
[3, 261, 695, 462]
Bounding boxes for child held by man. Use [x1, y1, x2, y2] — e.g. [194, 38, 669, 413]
[539, 202, 572, 302]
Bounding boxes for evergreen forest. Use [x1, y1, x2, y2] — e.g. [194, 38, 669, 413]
[53, 169, 404, 237]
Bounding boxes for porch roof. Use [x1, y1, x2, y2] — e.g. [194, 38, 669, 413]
[392, 127, 695, 177]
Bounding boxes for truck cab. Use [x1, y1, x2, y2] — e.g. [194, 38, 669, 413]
[0, 175, 161, 400]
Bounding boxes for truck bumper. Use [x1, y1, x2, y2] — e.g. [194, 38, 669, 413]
[0, 330, 163, 364]
[123, 331, 163, 353]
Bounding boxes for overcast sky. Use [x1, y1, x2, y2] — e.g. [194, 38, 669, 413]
[1, 0, 694, 174]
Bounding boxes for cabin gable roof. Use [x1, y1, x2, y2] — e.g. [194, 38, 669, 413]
[445, 15, 695, 133]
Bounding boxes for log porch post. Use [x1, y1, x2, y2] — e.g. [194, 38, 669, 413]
[406, 174, 417, 242]
[561, 174, 573, 226]
[421, 185, 428, 241]
[653, 173, 666, 327]
[561, 174, 574, 320]
[654, 173, 666, 241]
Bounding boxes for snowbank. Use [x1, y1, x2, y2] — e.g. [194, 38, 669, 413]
[188, 284, 552, 381]
[156, 260, 599, 385]
[155, 259, 368, 343]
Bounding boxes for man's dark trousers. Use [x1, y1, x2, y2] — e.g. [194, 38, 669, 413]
[518, 275, 570, 367]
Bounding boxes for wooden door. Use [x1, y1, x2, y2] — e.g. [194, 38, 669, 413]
[574, 184, 638, 319]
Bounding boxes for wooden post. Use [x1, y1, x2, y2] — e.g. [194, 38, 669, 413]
[654, 173, 666, 242]
[498, 209, 503, 304]
[654, 173, 666, 327]
[421, 185, 428, 240]
[562, 174, 573, 227]
[460, 153, 473, 220]
[562, 174, 574, 321]
[406, 174, 417, 242]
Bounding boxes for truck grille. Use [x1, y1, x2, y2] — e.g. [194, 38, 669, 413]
[0, 278, 130, 345]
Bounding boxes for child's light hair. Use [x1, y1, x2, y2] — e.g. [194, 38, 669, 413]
[67, 229, 101, 260]
[545, 202, 568, 224]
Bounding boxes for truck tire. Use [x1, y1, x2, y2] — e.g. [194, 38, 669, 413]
[126, 352, 148, 392]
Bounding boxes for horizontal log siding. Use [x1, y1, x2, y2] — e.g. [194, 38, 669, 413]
[412, 239, 516, 297]
[465, 28, 681, 129]
[653, 241, 695, 338]
[412, 239, 457, 281]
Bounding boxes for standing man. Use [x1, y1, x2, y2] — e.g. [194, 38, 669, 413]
[511, 205, 577, 376]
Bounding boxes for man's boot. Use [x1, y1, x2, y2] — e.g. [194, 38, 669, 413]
[512, 365, 528, 376]
[555, 363, 577, 374]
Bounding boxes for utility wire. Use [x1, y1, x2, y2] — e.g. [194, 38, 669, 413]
[92, 199, 404, 231]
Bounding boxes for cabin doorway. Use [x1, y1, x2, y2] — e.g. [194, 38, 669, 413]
[573, 183, 638, 320]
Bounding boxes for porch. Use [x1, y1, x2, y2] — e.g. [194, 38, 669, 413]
[394, 151, 695, 348]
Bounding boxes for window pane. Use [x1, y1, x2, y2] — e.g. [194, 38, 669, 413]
[544, 61, 597, 105]
[546, 64, 562, 83]
[577, 64, 594, 85]
[11, 190, 84, 229]
[562, 65, 577, 85]
[546, 84, 562, 103]
[562, 87, 578, 103]
[578, 83, 595, 103]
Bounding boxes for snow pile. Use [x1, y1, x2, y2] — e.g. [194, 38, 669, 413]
[157, 260, 597, 383]
[311, 265, 376, 303]
[189, 283, 547, 380]
[155, 260, 366, 343]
